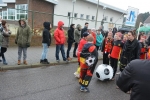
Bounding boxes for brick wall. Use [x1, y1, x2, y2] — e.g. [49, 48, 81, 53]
[28, 0, 54, 29]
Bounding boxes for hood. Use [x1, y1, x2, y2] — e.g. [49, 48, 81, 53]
[58, 21, 64, 29]
[43, 22, 50, 30]
[70, 24, 75, 28]
[18, 18, 27, 26]
[76, 24, 81, 29]
[83, 43, 93, 50]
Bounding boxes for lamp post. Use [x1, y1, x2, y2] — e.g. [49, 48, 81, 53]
[95, 0, 99, 29]
[71, 0, 76, 24]
[101, 6, 106, 30]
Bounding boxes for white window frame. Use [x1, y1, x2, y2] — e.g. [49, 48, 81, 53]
[8, 8, 15, 20]
[2, 11, 7, 20]
[15, 4, 28, 20]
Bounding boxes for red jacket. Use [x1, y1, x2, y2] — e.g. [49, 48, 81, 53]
[91, 32, 96, 44]
[77, 38, 87, 61]
[54, 21, 66, 44]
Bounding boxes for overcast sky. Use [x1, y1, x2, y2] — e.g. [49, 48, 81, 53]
[98, 0, 149, 13]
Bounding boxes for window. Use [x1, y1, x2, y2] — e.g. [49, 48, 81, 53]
[74, 13, 78, 18]
[86, 15, 90, 20]
[8, 9, 15, 20]
[92, 16, 95, 20]
[110, 17, 113, 22]
[0, 12, 2, 16]
[104, 16, 108, 21]
[2, 11, 7, 19]
[68, 12, 71, 17]
[80, 14, 84, 19]
[16, 4, 28, 20]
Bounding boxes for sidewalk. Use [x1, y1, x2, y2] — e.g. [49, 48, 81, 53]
[0, 46, 103, 70]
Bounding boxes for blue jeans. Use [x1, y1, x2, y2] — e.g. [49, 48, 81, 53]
[55, 44, 66, 61]
[41, 43, 49, 60]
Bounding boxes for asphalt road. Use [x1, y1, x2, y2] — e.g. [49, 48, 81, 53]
[0, 61, 130, 100]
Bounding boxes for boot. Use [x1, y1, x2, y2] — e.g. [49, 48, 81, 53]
[40, 59, 44, 64]
[44, 59, 50, 64]
[18, 60, 21, 65]
[3, 58, 7, 65]
[23, 60, 28, 65]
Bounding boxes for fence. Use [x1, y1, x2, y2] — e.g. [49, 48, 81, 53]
[3, 8, 123, 36]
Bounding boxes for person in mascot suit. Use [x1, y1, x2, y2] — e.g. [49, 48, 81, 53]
[79, 33, 98, 92]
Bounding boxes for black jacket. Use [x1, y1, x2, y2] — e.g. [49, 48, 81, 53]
[42, 22, 51, 46]
[120, 39, 140, 67]
[147, 36, 150, 46]
[67, 25, 74, 43]
[117, 59, 150, 100]
[81, 26, 88, 38]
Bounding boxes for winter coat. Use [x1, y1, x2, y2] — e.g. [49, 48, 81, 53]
[67, 24, 74, 43]
[54, 21, 66, 45]
[91, 32, 96, 45]
[0, 23, 3, 46]
[15, 19, 32, 48]
[0, 32, 2, 46]
[81, 26, 88, 38]
[42, 22, 51, 46]
[119, 39, 140, 68]
[1, 28, 11, 48]
[74, 24, 81, 43]
[96, 33, 103, 46]
[117, 59, 150, 100]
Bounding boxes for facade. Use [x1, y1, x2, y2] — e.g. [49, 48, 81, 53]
[0, 0, 126, 31]
[53, 0, 126, 30]
[0, 0, 56, 29]
[144, 16, 150, 26]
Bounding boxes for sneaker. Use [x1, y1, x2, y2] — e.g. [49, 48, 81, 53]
[84, 87, 90, 92]
[73, 55, 77, 58]
[56, 60, 60, 63]
[116, 72, 120, 75]
[74, 72, 80, 78]
[80, 86, 90, 92]
[80, 86, 85, 92]
[67, 57, 72, 61]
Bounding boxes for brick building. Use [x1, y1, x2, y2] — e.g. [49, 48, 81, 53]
[0, 0, 57, 29]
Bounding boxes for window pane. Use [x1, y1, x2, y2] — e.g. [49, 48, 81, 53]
[8, 16, 15, 20]
[68, 12, 71, 17]
[8, 9, 15, 15]
[80, 14, 84, 19]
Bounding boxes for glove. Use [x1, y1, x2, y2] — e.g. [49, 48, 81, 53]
[15, 40, 17, 44]
[26, 43, 30, 47]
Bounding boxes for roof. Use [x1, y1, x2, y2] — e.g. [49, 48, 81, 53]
[86, 0, 127, 14]
[0, 0, 7, 7]
[45, 0, 58, 5]
[144, 16, 150, 23]
[1, 0, 58, 5]
[2, 0, 15, 3]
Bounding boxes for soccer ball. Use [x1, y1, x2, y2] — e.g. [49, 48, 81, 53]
[85, 55, 96, 67]
[95, 64, 113, 81]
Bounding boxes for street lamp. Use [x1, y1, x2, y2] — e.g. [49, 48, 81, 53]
[71, 0, 76, 24]
[101, 6, 106, 30]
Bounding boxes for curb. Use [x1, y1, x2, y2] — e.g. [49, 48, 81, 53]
[0, 58, 103, 71]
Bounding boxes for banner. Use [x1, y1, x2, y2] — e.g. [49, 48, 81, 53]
[125, 6, 139, 27]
